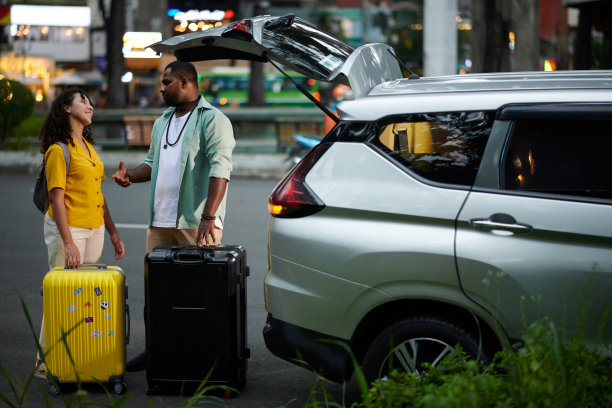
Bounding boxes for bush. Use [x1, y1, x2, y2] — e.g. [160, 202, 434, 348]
[4, 115, 45, 151]
[0, 78, 35, 149]
[357, 321, 612, 408]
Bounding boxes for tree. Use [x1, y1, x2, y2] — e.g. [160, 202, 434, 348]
[247, 2, 267, 107]
[0, 78, 34, 149]
[470, 0, 540, 72]
[470, 0, 511, 72]
[98, 0, 127, 108]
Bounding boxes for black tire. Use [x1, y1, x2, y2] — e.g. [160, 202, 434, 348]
[48, 383, 60, 396]
[113, 382, 126, 395]
[362, 317, 483, 383]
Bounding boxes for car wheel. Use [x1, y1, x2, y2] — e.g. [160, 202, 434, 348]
[362, 317, 482, 383]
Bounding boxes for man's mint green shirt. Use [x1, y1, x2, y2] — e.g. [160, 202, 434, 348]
[144, 97, 235, 229]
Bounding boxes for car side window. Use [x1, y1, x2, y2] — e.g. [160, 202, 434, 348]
[503, 119, 612, 200]
[373, 111, 494, 186]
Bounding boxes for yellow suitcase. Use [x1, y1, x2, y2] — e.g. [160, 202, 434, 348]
[42, 264, 128, 395]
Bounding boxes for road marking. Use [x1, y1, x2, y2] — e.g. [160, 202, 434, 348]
[115, 223, 148, 229]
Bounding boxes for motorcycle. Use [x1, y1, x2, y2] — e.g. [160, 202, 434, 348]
[285, 133, 322, 167]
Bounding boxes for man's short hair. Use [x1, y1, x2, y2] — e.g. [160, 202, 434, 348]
[165, 61, 198, 84]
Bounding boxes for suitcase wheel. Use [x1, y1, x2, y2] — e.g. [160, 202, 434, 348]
[113, 382, 126, 395]
[48, 383, 60, 396]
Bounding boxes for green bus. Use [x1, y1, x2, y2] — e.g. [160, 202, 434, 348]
[198, 67, 320, 108]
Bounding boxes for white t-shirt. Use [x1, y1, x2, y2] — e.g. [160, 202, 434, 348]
[152, 112, 223, 229]
[152, 112, 187, 227]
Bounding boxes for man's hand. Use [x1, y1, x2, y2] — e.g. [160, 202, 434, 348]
[196, 219, 221, 246]
[112, 161, 131, 187]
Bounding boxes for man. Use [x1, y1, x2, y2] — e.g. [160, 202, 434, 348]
[112, 61, 235, 370]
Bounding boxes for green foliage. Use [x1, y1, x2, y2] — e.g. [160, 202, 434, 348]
[287, 320, 612, 408]
[4, 115, 45, 151]
[353, 321, 612, 408]
[0, 78, 35, 149]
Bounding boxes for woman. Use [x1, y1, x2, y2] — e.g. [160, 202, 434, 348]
[35, 88, 125, 378]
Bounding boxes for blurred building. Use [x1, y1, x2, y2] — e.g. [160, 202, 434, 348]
[0, 0, 608, 107]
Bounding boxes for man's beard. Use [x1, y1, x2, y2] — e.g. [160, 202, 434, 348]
[163, 95, 178, 107]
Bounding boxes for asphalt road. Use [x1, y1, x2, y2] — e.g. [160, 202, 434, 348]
[0, 174, 354, 407]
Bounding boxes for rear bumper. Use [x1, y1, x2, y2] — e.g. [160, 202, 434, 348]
[262, 314, 353, 382]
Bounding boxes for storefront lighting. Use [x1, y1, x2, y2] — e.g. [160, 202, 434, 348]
[123, 32, 162, 58]
[41, 26, 49, 35]
[173, 9, 226, 23]
[121, 72, 133, 83]
[10, 5, 91, 27]
[189, 23, 198, 31]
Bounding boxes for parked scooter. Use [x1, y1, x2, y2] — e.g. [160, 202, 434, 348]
[285, 85, 353, 167]
[285, 133, 322, 166]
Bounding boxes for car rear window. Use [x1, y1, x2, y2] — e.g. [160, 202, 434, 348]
[261, 18, 354, 80]
[503, 118, 612, 200]
[372, 111, 494, 186]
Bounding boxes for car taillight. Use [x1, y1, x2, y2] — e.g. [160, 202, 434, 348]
[221, 19, 253, 41]
[268, 143, 331, 218]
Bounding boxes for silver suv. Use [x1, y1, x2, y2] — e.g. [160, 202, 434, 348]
[151, 15, 612, 383]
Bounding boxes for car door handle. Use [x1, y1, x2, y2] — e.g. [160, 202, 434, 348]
[469, 213, 533, 234]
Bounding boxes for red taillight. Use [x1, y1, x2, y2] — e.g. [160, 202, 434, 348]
[222, 19, 253, 41]
[268, 143, 331, 218]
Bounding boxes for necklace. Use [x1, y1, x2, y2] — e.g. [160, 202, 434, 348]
[164, 97, 199, 149]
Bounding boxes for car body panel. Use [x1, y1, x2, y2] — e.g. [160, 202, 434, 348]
[266, 143, 474, 338]
[149, 15, 402, 98]
[456, 192, 612, 343]
[337, 89, 612, 121]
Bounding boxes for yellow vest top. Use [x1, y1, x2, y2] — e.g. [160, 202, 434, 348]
[45, 139, 106, 229]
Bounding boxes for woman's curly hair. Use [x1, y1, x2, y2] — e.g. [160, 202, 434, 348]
[39, 88, 95, 153]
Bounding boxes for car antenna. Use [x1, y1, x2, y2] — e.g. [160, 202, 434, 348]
[387, 49, 420, 80]
[268, 58, 340, 123]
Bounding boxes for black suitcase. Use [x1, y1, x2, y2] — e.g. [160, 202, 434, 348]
[144, 245, 250, 395]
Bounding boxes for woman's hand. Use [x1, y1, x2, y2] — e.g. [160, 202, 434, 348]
[110, 232, 125, 260]
[64, 242, 80, 269]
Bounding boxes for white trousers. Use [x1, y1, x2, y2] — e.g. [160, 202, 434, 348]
[38, 213, 105, 362]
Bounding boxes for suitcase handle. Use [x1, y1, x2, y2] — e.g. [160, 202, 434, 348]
[172, 249, 214, 263]
[80, 263, 108, 268]
[125, 304, 130, 345]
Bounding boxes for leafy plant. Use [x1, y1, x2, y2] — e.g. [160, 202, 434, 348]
[0, 78, 35, 150]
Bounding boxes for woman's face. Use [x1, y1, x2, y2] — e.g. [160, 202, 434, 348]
[66, 93, 94, 127]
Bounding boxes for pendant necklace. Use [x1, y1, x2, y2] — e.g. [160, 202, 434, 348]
[164, 97, 199, 149]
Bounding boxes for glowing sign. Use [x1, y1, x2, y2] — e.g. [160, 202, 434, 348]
[123, 32, 162, 59]
[11, 5, 90, 27]
[173, 9, 226, 23]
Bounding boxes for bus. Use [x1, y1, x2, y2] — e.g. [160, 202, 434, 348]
[198, 66, 320, 108]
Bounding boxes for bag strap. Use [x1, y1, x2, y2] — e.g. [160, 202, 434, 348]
[56, 141, 71, 176]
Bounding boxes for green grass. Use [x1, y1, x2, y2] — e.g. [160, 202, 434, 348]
[0, 299, 237, 407]
[3, 298, 610, 407]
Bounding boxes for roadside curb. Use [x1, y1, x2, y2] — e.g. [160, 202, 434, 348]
[0, 151, 288, 180]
